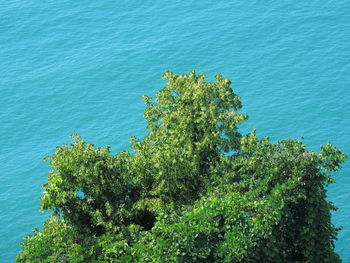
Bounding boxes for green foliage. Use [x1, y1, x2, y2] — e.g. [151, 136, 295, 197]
[16, 71, 346, 262]
[39, 135, 136, 236]
[15, 215, 83, 263]
[130, 70, 247, 206]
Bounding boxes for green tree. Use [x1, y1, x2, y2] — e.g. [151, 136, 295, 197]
[39, 135, 136, 236]
[16, 71, 346, 263]
[130, 70, 247, 210]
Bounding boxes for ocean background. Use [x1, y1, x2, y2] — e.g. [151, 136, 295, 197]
[1, 0, 349, 261]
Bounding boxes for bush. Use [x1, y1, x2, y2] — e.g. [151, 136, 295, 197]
[16, 71, 346, 262]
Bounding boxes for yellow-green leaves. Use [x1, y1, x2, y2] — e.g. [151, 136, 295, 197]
[133, 71, 247, 206]
[39, 135, 135, 236]
[17, 71, 346, 263]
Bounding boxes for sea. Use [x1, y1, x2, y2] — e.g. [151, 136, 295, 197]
[1, 1, 349, 262]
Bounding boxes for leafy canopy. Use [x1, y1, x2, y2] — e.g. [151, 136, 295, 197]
[16, 71, 346, 263]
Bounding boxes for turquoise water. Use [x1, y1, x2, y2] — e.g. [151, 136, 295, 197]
[1, 1, 349, 261]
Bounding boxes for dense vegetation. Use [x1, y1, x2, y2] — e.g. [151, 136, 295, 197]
[16, 71, 346, 262]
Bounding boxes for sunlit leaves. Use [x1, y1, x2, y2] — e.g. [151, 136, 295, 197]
[16, 71, 346, 263]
